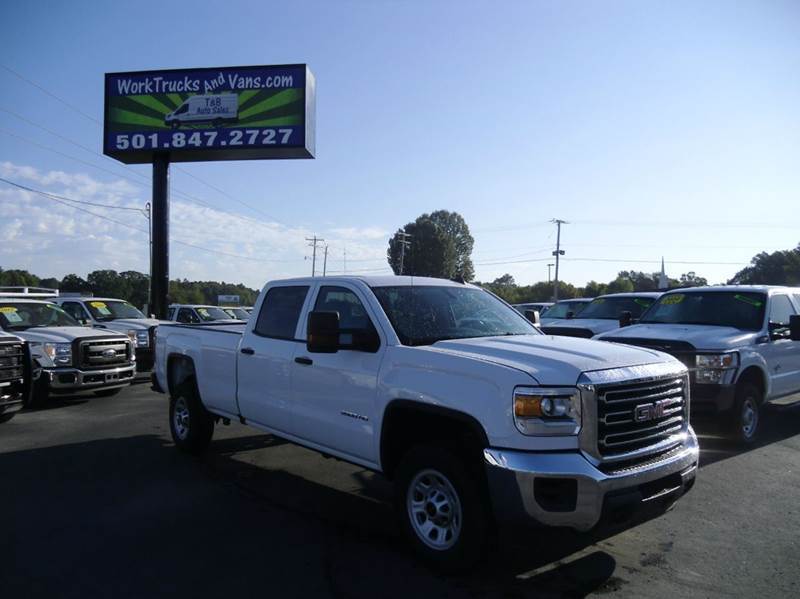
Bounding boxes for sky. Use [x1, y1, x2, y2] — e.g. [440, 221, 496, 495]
[1, 0, 798, 290]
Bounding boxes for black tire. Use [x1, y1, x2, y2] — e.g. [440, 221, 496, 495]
[394, 445, 488, 573]
[169, 382, 214, 455]
[25, 378, 49, 410]
[94, 387, 123, 398]
[0, 412, 16, 424]
[728, 382, 762, 445]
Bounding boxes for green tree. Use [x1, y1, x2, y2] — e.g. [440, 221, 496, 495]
[387, 210, 474, 280]
[679, 271, 708, 287]
[728, 245, 800, 285]
[60, 274, 90, 294]
[87, 270, 128, 299]
[0, 268, 40, 287]
[606, 277, 635, 294]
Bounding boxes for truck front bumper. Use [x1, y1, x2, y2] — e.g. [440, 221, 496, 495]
[45, 364, 136, 392]
[484, 427, 699, 531]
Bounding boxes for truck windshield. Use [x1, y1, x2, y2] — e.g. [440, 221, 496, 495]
[223, 307, 249, 319]
[371, 285, 538, 346]
[85, 300, 145, 321]
[0, 302, 80, 331]
[639, 291, 767, 330]
[544, 301, 589, 319]
[578, 296, 655, 320]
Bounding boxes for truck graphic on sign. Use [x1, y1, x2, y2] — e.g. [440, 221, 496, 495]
[164, 94, 238, 128]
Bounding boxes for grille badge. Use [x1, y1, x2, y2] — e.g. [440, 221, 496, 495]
[102, 349, 117, 358]
[634, 400, 667, 422]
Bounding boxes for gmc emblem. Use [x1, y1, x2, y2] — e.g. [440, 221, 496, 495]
[634, 400, 666, 422]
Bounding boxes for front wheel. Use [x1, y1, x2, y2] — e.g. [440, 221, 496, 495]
[728, 382, 762, 445]
[169, 384, 214, 455]
[25, 378, 49, 410]
[394, 445, 488, 572]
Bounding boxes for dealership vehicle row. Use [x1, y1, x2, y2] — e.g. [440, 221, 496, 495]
[3, 279, 800, 572]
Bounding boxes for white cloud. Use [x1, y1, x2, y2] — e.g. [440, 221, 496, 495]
[0, 163, 392, 287]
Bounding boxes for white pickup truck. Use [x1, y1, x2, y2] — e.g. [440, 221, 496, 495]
[541, 292, 661, 338]
[153, 276, 698, 570]
[596, 286, 800, 444]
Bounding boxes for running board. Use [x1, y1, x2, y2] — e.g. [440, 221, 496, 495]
[767, 392, 800, 408]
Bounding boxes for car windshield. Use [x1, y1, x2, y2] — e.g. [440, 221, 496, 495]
[639, 291, 767, 330]
[371, 285, 538, 346]
[0, 302, 80, 331]
[195, 306, 232, 321]
[578, 296, 656, 320]
[223, 307, 249, 319]
[544, 300, 590, 319]
[85, 300, 145, 321]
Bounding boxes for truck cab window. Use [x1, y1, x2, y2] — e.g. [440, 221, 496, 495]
[314, 287, 373, 331]
[177, 308, 199, 324]
[254, 286, 309, 339]
[768, 295, 795, 328]
[62, 302, 88, 322]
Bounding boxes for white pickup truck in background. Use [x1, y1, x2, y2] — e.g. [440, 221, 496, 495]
[54, 296, 164, 374]
[540, 292, 661, 338]
[0, 288, 136, 406]
[596, 286, 800, 444]
[154, 276, 698, 570]
[167, 304, 237, 324]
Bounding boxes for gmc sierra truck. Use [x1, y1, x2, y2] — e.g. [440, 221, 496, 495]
[154, 276, 698, 570]
[596, 286, 800, 444]
[0, 331, 32, 423]
[0, 289, 136, 405]
[54, 296, 164, 374]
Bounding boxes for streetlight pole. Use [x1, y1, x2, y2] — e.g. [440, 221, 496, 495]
[551, 219, 568, 301]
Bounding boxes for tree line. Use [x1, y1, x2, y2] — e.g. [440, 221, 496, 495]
[0, 268, 260, 309]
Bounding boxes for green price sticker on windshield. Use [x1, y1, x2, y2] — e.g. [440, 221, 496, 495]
[734, 294, 763, 307]
[634, 298, 652, 308]
[662, 294, 684, 305]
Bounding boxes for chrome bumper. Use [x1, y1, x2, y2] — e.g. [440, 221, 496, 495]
[0, 389, 24, 417]
[45, 364, 136, 390]
[484, 427, 699, 531]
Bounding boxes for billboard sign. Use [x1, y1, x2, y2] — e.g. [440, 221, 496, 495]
[218, 295, 240, 305]
[104, 64, 315, 164]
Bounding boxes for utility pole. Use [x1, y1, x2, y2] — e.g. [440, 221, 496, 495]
[322, 245, 329, 276]
[145, 202, 152, 313]
[306, 235, 325, 276]
[551, 219, 568, 301]
[397, 231, 413, 275]
[547, 263, 554, 284]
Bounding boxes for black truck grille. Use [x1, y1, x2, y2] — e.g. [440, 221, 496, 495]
[597, 376, 687, 458]
[601, 338, 696, 370]
[0, 342, 25, 382]
[79, 338, 131, 369]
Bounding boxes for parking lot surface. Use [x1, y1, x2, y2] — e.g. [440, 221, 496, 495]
[2, 383, 799, 598]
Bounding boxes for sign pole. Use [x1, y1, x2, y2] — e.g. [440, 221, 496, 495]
[151, 154, 170, 319]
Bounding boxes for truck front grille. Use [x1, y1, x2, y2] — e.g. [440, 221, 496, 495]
[0, 342, 25, 382]
[596, 376, 687, 459]
[79, 339, 131, 369]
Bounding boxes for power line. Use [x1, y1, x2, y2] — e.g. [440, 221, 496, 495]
[0, 64, 101, 125]
[0, 176, 146, 214]
[0, 177, 304, 264]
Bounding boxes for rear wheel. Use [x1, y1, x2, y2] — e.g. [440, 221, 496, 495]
[94, 387, 123, 398]
[169, 383, 214, 455]
[395, 445, 488, 572]
[728, 382, 762, 445]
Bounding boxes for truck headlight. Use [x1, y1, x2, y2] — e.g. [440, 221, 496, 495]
[513, 387, 581, 436]
[43, 342, 72, 366]
[129, 329, 149, 348]
[695, 353, 738, 384]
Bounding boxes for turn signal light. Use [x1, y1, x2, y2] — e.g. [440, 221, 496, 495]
[514, 394, 544, 418]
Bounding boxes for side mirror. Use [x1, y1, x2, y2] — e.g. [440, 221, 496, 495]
[524, 309, 540, 326]
[307, 311, 340, 353]
[791, 315, 800, 341]
[619, 311, 633, 328]
[565, 311, 574, 320]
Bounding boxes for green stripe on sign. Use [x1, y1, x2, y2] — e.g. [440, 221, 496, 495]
[109, 107, 166, 128]
[235, 115, 303, 127]
[167, 93, 184, 108]
[127, 94, 174, 115]
[238, 89, 302, 120]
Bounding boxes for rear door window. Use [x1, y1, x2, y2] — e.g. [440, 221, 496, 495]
[254, 286, 310, 340]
